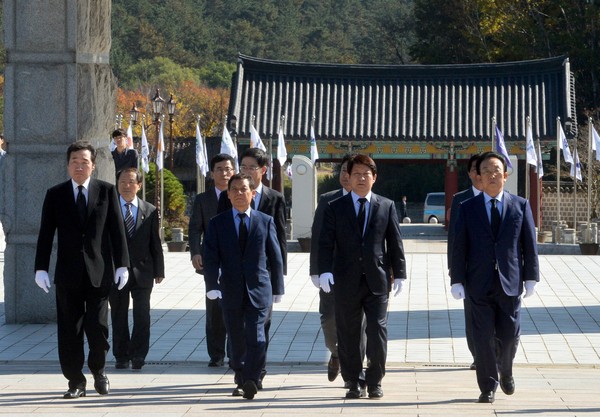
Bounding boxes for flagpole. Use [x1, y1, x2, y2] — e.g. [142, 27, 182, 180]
[557, 117, 561, 235]
[536, 138, 542, 230]
[525, 116, 531, 201]
[268, 135, 273, 188]
[141, 115, 147, 201]
[573, 135, 577, 228]
[588, 117, 593, 224]
[492, 117, 496, 151]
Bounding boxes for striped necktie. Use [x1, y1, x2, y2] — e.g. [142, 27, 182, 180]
[124, 203, 135, 238]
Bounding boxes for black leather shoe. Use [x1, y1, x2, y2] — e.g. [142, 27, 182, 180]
[242, 380, 258, 400]
[115, 360, 130, 369]
[500, 375, 515, 395]
[345, 382, 366, 399]
[327, 355, 340, 382]
[368, 385, 383, 398]
[63, 388, 86, 399]
[469, 362, 476, 370]
[232, 385, 244, 397]
[93, 374, 110, 395]
[132, 358, 145, 370]
[208, 358, 224, 367]
[477, 391, 495, 403]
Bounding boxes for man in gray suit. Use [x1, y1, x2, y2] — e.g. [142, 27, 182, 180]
[188, 154, 236, 367]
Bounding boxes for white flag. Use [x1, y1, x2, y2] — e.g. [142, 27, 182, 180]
[220, 121, 238, 171]
[156, 120, 165, 171]
[266, 153, 273, 181]
[250, 124, 266, 151]
[140, 124, 150, 173]
[536, 141, 544, 178]
[196, 122, 209, 176]
[310, 125, 319, 163]
[494, 125, 513, 169]
[525, 122, 537, 167]
[277, 125, 287, 165]
[126, 123, 134, 150]
[570, 147, 582, 181]
[592, 124, 600, 161]
[558, 122, 574, 164]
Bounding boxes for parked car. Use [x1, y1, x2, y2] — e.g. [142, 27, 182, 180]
[423, 192, 445, 224]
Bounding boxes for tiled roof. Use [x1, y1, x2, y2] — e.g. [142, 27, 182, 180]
[228, 54, 576, 142]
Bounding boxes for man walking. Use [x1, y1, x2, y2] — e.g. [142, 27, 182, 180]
[34, 141, 130, 399]
[450, 151, 539, 403]
[318, 154, 406, 399]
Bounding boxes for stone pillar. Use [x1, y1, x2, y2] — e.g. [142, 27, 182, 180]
[291, 155, 316, 240]
[1, 0, 116, 323]
[444, 159, 458, 227]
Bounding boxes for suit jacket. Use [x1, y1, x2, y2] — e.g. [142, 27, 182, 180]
[203, 209, 284, 310]
[318, 192, 406, 297]
[447, 187, 476, 271]
[309, 189, 343, 275]
[35, 178, 130, 288]
[450, 191, 539, 297]
[125, 198, 165, 288]
[188, 188, 219, 259]
[256, 185, 287, 275]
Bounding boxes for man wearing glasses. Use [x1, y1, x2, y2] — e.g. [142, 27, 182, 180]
[188, 154, 236, 367]
[239, 147, 287, 389]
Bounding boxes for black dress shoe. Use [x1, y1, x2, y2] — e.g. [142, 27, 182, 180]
[115, 360, 130, 369]
[132, 358, 145, 370]
[63, 388, 86, 399]
[242, 380, 258, 400]
[469, 362, 476, 370]
[500, 375, 515, 395]
[93, 374, 110, 395]
[345, 382, 366, 399]
[327, 355, 340, 382]
[477, 391, 495, 403]
[367, 385, 384, 398]
[208, 358, 224, 367]
[232, 385, 244, 397]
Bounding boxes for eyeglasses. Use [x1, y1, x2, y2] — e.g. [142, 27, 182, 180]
[213, 167, 234, 174]
[351, 171, 373, 178]
[480, 168, 503, 177]
[240, 165, 261, 172]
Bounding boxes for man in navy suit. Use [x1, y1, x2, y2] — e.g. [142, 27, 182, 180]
[110, 168, 164, 371]
[34, 141, 130, 399]
[450, 151, 539, 403]
[188, 154, 236, 367]
[239, 147, 287, 388]
[447, 153, 482, 370]
[203, 173, 284, 400]
[318, 154, 406, 399]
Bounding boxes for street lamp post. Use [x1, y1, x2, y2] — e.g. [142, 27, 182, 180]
[167, 94, 176, 171]
[229, 114, 238, 149]
[151, 89, 165, 222]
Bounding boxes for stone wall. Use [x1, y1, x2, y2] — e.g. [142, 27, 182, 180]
[540, 184, 596, 230]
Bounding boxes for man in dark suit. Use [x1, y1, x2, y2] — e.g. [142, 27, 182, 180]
[239, 147, 287, 388]
[188, 154, 236, 367]
[34, 141, 130, 399]
[318, 154, 406, 399]
[450, 151, 539, 404]
[110, 168, 165, 371]
[111, 129, 139, 176]
[447, 153, 481, 370]
[203, 173, 284, 400]
[309, 154, 366, 384]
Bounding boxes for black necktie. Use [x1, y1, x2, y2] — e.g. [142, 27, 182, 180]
[124, 203, 135, 238]
[491, 198, 501, 237]
[357, 197, 367, 236]
[77, 185, 87, 225]
[238, 213, 248, 251]
[217, 190, 232, 213]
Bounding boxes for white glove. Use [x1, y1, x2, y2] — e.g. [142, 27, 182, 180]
[35, 270, 51, 293]
[524, 280, 537, 298]
[115, 267, 129, 290]
[273, 294, 283, 303]
[319, 273, 335, 293]
[206, 290, 222, 300]
[310, 275, 320, 288]
[392, 279, 404, 297]
[451, 283, 465, 300]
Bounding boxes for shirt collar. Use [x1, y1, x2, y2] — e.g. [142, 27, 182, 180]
[472, 186, 482, 196]
[254, 182, 264, 195]
[351, 191, 372, 204]
[483, 191, 503, 204]
[71, 177, 91, 191]
[233, 207, 252, 217]
[120, 195, 138, 208]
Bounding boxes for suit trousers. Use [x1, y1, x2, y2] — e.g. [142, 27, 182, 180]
[335, 276, 388, 386]
[464, 296, 477, 360]
[56, 277, 110, 389]
[205, 296, 227, 362]
[470, 276, 521, 393]
[223, 293, 269, 384]
[109, 280, 152, 361]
